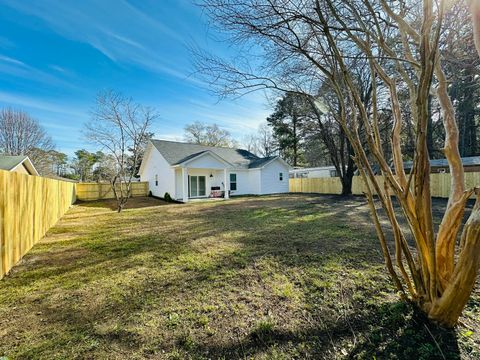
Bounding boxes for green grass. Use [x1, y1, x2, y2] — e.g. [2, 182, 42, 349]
[0, 194, 479, 359]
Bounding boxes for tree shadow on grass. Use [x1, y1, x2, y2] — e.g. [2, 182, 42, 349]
[75, 196, 170, 210]
[184, 301, 460, 360]
[348, 301, 460, 360]
[0, 194, 471, 359]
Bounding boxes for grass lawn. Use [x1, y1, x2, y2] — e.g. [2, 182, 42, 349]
[0, 194, 479, 359]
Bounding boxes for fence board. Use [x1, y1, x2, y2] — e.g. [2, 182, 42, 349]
[76, 182, 149, 201]
[0, 170, 76, 279]
[289, 172, 480, 199]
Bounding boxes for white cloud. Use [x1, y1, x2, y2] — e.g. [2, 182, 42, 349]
[0, 55, 25, 66]
[2, 0, 191, 80]
[0, 54, 78, 88]
[0, 91, 85, 118]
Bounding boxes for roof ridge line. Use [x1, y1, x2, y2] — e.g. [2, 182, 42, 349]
[151, 139, 248, 151]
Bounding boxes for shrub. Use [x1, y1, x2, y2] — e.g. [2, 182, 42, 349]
[164, 192, 173, 202]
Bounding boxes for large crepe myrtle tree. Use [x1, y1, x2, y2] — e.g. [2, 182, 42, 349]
[197, 0, 480, 327]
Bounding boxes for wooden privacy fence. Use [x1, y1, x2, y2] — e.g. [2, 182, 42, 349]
[289, 172, 480, 199]
[0, 169, 76, 279]
[76, 182, 149, 201]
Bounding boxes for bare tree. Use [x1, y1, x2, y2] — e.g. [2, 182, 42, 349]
[85, 90, 156, 212]
[0, 108, 54, 174]
[184, 121, 237, 147]
[307, 96, 357, 195]
[242, 122, 277, 157]
[197, 0, 480, 327]
[242, 133, 257, 152]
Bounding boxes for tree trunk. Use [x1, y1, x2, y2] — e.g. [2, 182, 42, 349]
[340, 157, 355, 196]
[428, 192, 480, 327]
[427, 94, 434, 156]
[340, 175, 353, 196]
[293, 115, 298, 166]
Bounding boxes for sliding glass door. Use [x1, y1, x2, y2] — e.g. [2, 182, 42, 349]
[189, 176, 206, 198]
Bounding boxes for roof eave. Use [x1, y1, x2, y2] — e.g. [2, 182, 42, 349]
[10, 156, 39, 176]
[259, 156, 292, 170]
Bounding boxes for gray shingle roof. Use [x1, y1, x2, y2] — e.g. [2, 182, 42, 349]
[150, 140, 276, 169]
[247, 156, 277, 169]
[0, 155, 28, 171]
[404, 156, 480, 169]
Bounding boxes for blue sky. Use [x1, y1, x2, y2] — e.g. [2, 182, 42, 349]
[0, 0, 270, 156]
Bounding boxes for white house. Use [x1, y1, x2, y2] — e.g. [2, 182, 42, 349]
[289, 166, 338, 179]
[139, 140, 291, 202]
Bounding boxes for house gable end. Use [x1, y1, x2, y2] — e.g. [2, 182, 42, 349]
[179, 151, 231, 169]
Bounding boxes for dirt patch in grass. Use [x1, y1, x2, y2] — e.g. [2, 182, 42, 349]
[0, 194, 478, 359]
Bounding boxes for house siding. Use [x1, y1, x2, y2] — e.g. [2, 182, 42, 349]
[184, 154, 228, 169]
[260, 160, 290, 194]
[290, 167, 336, 178]
[140, 147, 175, 198]
[12, 164, 30, 175]
[227, 169, 250, 196]
[175, 168, 225, 200]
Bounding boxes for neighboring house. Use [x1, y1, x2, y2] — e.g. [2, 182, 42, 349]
[139, 140, 291, 202]
[404, 156, 480, 173]
[290, 156, 480, 179]
[290, 166, 338, 179]
[0, 155, 39, 176]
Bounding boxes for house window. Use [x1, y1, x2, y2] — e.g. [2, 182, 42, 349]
[230, 173, 237, 191]
[279, 172, 283, 181]
[155, 174, 158, 186]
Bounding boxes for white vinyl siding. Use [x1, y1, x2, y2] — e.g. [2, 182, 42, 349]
[140, 147, 176, 198]
[183, 153, 227, 169]
[260, 160, 290, 194]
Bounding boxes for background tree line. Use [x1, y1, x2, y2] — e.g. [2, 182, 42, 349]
[0, 99, 153, 187]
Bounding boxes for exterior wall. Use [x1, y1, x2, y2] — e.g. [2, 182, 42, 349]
[184, 154, 228, 169]
[429, 165, 480, 173]
[174, 167, 262, 198]
[248, 169, 262, 195]
[12, 163, 30, 175]
[209, 169, 225, 191]
[290, 167, 336, 178]
[175, 168, 225, 200]
[307, 168, 335, 178]
[140, 148, 175, 198]
[227, 169, 259, 196]
[174, 169, 181, 199]
[260, 160, 290, 194]
[172, 161, 290, 199]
